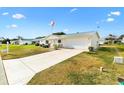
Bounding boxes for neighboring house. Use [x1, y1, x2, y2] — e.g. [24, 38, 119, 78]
[41, 31, 100, 50]
[105, 34, 118, 44]
[0, 37, 4, 41]
[11, 38, 33, 45]
[0, 37, 5, 44]
[0, 40, 1, 44]
[121, 37, 124, 43]
[32, 38, 45, 44]
[98, 38, 105, 45]
[18, 39, 33, 45]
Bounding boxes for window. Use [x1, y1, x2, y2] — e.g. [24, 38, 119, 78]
[58, 39, 61, 43]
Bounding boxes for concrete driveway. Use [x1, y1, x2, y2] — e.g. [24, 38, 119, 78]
[0, 60, 8, 85]
[3, 49, 85, 85]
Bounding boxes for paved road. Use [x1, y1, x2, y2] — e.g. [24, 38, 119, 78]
[3, 49, 85, 85]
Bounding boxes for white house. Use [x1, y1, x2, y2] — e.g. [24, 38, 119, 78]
[121, 37, 124, 43]
[0, 37, 4, 44]
[41, 31, 100, 50]
[32, 38, 45, 44]
[18, 39, 33, 45]
[11, 38, 33, 45]
[98, 38, 105, 45]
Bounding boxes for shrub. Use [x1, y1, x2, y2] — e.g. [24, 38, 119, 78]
[58, 43, 63, 48]
[24, 43, 28, 45]
[104, 42, 108, 44]
[88, 46, 94, 52]
[53, 44, 58, 50]
[35, 43, 39, 46]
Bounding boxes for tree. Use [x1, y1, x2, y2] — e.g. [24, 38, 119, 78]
[11, 38, 18, 41]
[2, 38, 11, 44]
[52, 32, 66, 35]
[35, 36, 45, 39]
[6, 38, 11, 44]
[17, 36, 23, 39]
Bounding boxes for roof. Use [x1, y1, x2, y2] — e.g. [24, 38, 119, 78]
[11, 38, 34, 41]
[32, 38, 45, 42]
[64, 31, 100, 38]
[21, 39, 34, 41]
[46, 31, 100, 40]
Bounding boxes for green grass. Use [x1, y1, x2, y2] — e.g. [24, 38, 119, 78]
[28, 44, 124, 85]
[87, 47, 114, 64]
[0, 44, 50, 60]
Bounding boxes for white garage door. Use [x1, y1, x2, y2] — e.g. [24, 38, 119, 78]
[62, 38, 90, 49]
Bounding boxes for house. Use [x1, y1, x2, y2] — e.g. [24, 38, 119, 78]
[18, 38, 33, 45]
[98, 38, 105, 45]
[0, 37, 4, 41]
[11, 38, 33, 45]
[105, 34, 118, 44]
[32, 38, 45, 44]
[41, 31, 100, 50]
[121, 37, 124, 43]
[0, 37, 5, 44]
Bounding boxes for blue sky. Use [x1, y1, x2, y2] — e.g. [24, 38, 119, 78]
[0, 7, 124, 39]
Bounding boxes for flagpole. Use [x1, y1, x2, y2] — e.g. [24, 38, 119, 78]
[50, 20, 55, 48]
[51, 25, 53, 34]
[50, 20, 55, 34]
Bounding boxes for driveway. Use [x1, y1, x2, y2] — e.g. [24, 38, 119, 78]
[0, 59, 8, 85]
[3, 49, 85, 85]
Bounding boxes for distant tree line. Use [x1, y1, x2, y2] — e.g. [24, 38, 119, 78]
[35, 36, 45, 39]
[52, 32, 66, 35]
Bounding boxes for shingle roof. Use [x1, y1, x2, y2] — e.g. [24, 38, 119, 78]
[63, 31, 100, 38]
[46, 31, 100, 40]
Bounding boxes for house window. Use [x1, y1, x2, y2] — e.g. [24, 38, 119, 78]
[46, 40, 49, 44]
[58, 39, 61, 43]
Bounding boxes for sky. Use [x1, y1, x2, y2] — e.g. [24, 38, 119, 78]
[0, 7, 124, 39]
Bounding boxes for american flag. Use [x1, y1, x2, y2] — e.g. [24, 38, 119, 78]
[50, 20, 55, 27]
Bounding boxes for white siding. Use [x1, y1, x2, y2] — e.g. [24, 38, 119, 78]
[44, 32, 100, 50]
[121, 38, 124, 43]
[19, 40, 32, 45]
[91, 34, 99, 49]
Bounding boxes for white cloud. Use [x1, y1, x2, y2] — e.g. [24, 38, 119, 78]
[106, 18, 115, 22]
[108, 11, 121, 17]
[6, 24, 18, 29]
[110, 11, 121, 16]
[2, 12, 9, 15]
[70, 8, 78, 13]
[12, 14, 25, 19]
[63, 29, 69, 32]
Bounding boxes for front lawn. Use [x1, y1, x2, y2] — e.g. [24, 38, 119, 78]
[28, 44, 124, 85]
[0, 44, 50, 60]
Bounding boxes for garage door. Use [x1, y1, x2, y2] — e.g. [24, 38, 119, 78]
[62, 38, 90, 49]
